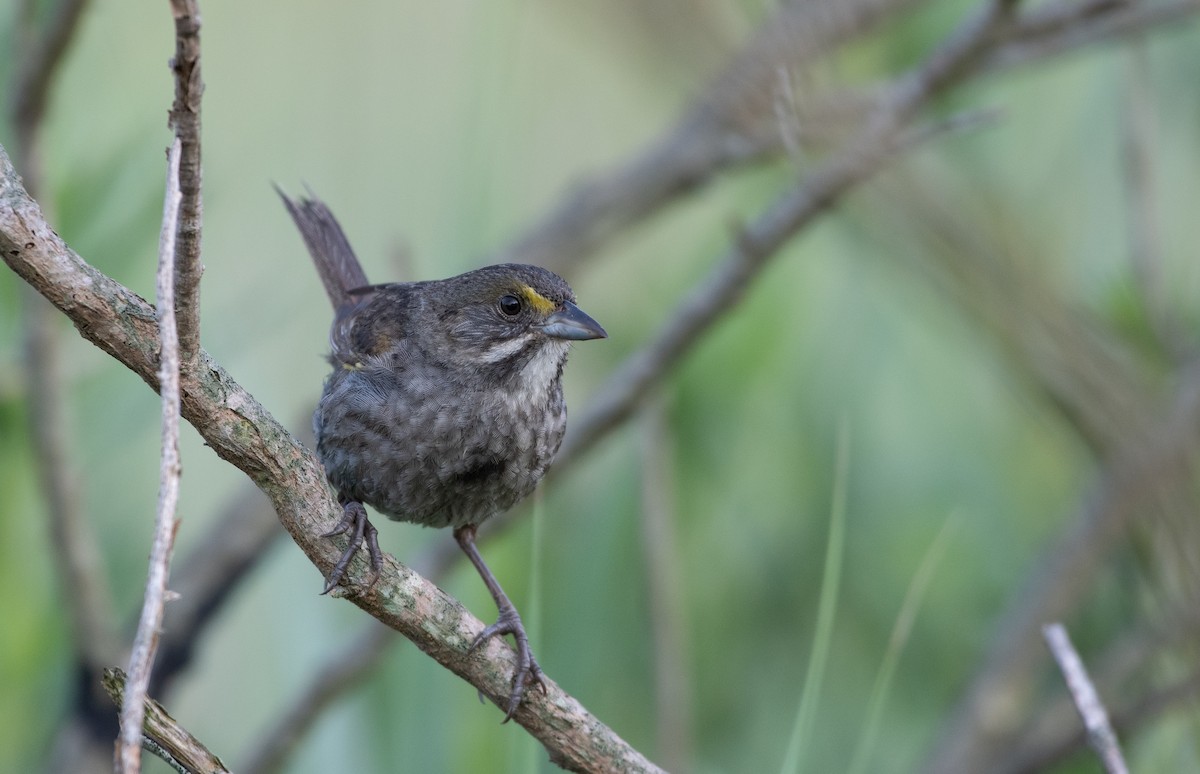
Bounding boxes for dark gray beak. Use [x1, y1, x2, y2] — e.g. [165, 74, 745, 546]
[542, 301, 607, 341]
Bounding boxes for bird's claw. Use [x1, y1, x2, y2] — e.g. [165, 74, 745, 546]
[469, 606, 546, 721]
[321, 501, 382, 594]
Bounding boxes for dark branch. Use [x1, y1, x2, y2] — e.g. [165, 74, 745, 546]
[167, 0, 204, 370]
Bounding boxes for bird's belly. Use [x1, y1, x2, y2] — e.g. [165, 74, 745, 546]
[314, 373, 566, 529]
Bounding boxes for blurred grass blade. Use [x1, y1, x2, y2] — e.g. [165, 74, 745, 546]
[779, 420, 851, 774]
[847, 511, 960, 774]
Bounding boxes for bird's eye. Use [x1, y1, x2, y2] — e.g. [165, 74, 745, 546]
[499, 294, 522, 316]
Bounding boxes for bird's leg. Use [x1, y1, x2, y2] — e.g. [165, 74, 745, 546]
[454, 524, 546, 721]
[321, 499, 382, 594]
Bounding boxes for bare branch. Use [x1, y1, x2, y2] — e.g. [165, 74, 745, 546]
[104, 668, 231, 774]
[489, 0, 925, 274]
[119, 138, 186, 774]
[1042, 623, 1130, 774]
[1003, 606, 1200, 773]
[1018, 670, 1200, 773]
[561, 0, 1023, 470]
[167, 0, 204, 370]
[983, 0, 1200, 74]
[0, 144, 662, 774]
[488, 0, 1197, 280]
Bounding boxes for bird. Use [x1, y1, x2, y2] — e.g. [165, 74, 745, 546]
[277, 187, 607, 720]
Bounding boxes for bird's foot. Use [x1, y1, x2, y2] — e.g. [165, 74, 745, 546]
[321, 501, 382, 594]
[468, 604, 547, 721]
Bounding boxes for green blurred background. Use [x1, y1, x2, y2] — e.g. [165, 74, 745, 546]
[3, 1, 1200, 772]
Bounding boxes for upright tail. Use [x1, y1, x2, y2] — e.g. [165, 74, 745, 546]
[275, 185, 371, 310]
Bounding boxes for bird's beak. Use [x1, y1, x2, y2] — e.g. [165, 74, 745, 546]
[542, 301, 608, 341]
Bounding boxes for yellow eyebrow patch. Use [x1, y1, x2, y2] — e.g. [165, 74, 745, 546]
[518, 284, 556, 315]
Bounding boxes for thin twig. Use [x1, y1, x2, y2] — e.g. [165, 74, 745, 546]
[104, 668, 231, 774]
[1003, 606, 1200, 773]
[118, 139, 185, 774]
[1042, 623, 1130, 774]
[1015, 670, 1200, 774]
[167, 0, 204, 370]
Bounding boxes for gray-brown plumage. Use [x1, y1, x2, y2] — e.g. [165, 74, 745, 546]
[278, 188, 606, 719]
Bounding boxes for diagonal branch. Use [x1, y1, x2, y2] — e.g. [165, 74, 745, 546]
[487, 0, 925, 275]
[0, 143, 662, 774]
[489, 0, 1195, 279]
[1042, 623, 1130, 774]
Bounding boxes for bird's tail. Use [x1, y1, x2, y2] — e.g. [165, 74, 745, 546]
[275, 186, 371, 311]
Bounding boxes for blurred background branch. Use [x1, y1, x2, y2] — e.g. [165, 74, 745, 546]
[7, 2, 118, 773]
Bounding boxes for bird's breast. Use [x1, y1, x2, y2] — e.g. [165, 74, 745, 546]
[314, 359, 567, 529]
